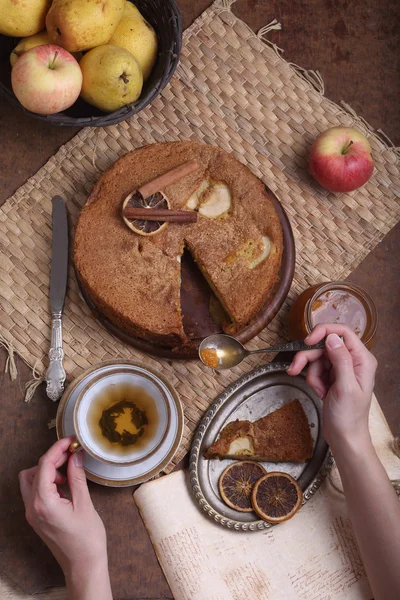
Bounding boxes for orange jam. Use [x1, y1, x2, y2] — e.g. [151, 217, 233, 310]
[200, 348, 219, 369]
[288, 282, 377, 348]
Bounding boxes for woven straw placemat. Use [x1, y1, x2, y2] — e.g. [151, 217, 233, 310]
[0, 0, 399, 472]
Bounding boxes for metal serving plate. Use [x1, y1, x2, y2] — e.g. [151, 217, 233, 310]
[190, 362, 333, 531]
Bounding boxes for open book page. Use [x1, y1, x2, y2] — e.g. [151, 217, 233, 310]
[134, 397, 399, 600]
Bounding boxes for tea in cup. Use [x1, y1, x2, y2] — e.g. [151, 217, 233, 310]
[70, 368, 170, 465]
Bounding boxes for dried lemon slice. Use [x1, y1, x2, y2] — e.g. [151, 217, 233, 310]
[251, 472, 303, 523]
[219, 461, 267, 512]
[123, 191, 170, 236]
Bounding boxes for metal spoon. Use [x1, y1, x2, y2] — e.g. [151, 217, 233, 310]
[198, 334, 326, 370]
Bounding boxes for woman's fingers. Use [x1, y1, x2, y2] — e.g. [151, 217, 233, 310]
[34, 437, 74, 497]
[54, 471, 67, 486]
[305, 324, 367, 364]
[20, 466, 66, 506]
[57, 485, 68, 499]
[305, 324, 376, 391]
[23, 466, 38, 484]
[67, 452, 91, 508]
[305, 323, 360, 347]
[306, 358, 328, 398]
[19, 466, 38, 505]
[324, 334, 358, 392]
[287, 348, 324, 376]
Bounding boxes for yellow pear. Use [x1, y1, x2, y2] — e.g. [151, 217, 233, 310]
[46, 0, 125, 53]
[10, 31, 81, 66]
[80, 45, 143, 113]
[123, 1, 142, 19]
[0, 0, 51, 37]
[10, 31, 49, 67]
[109, 11, 158, 80]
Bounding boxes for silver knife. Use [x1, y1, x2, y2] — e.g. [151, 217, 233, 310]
[46, 196, 68, 401]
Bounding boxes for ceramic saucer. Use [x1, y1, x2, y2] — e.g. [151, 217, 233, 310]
[56, 360, 184, 487]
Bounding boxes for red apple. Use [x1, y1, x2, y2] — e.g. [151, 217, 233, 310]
[11, 44, 82, 115]
[309, 127, 374, 192]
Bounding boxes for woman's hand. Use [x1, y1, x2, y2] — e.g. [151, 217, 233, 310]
[287, 324, 377, 448]
[19, 437, 112, 600]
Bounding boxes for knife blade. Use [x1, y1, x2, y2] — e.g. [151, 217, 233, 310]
[46, 196, 68, 401]
[50, 196, 69, 313]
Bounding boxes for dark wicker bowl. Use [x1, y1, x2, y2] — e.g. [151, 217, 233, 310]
[0, 0, 182, 127]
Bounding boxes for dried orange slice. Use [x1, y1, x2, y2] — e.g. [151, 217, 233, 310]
[251, 472, 303, 523]
[219, 461, 267, 512]
[122, 190, 170, 236]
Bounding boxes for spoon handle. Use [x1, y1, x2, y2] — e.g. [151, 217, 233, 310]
[248, 338, 326, 355]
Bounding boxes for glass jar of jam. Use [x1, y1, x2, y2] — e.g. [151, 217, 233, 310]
[288, 281, 378, 348]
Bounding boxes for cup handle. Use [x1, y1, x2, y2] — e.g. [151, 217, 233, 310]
[69, 440, 83, 454]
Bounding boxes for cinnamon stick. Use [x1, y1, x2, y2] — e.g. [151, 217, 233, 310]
[138, 160, 199, 199]
[124, 207, 197, 223]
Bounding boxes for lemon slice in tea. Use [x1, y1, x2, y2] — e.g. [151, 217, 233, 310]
[219, 461, 267, 512]
[123, 191, 170, 236]
[251, 472, 303, 523]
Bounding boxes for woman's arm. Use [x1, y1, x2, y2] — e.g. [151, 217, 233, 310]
[332, 435, 400, 600]
[19, 438, 113, 600]
[64, 554, 112, 600]
[288, 325, 400, 600]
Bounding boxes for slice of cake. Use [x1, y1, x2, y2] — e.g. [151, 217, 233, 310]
[205, 400, 314, 462]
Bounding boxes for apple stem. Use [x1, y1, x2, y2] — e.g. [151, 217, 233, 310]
[49, 51, 59, 70]
[120, 72, 129, 84]
[342, 140, 353, 154]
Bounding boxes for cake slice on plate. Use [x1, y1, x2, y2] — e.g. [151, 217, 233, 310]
[205, 400, 314, 462]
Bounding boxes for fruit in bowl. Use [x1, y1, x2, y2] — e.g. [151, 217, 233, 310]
[10, 31, 81, 66]
[0, 0, 51, 37]
[11, 45, 82, 115]
[80, 45, 143, 112]
[2, 1, 163, 118]
[109, 1, 158, 81]
[309, 126, 374, 193]
[46, 0, 125, 52]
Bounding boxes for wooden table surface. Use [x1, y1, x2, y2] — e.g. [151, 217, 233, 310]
[0, 1, 399, 599]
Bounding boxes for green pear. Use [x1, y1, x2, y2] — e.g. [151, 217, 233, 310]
[46, 0, 125, 53]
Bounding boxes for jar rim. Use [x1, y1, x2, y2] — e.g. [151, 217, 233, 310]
[305, 281, 378, 345]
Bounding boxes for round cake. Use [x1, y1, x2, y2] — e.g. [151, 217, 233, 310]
[74, 142, 283, 348]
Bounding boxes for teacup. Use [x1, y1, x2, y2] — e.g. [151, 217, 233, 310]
[69, 367, 170, 466]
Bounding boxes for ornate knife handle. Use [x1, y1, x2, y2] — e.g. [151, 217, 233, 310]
[46, 312, 66, 402]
